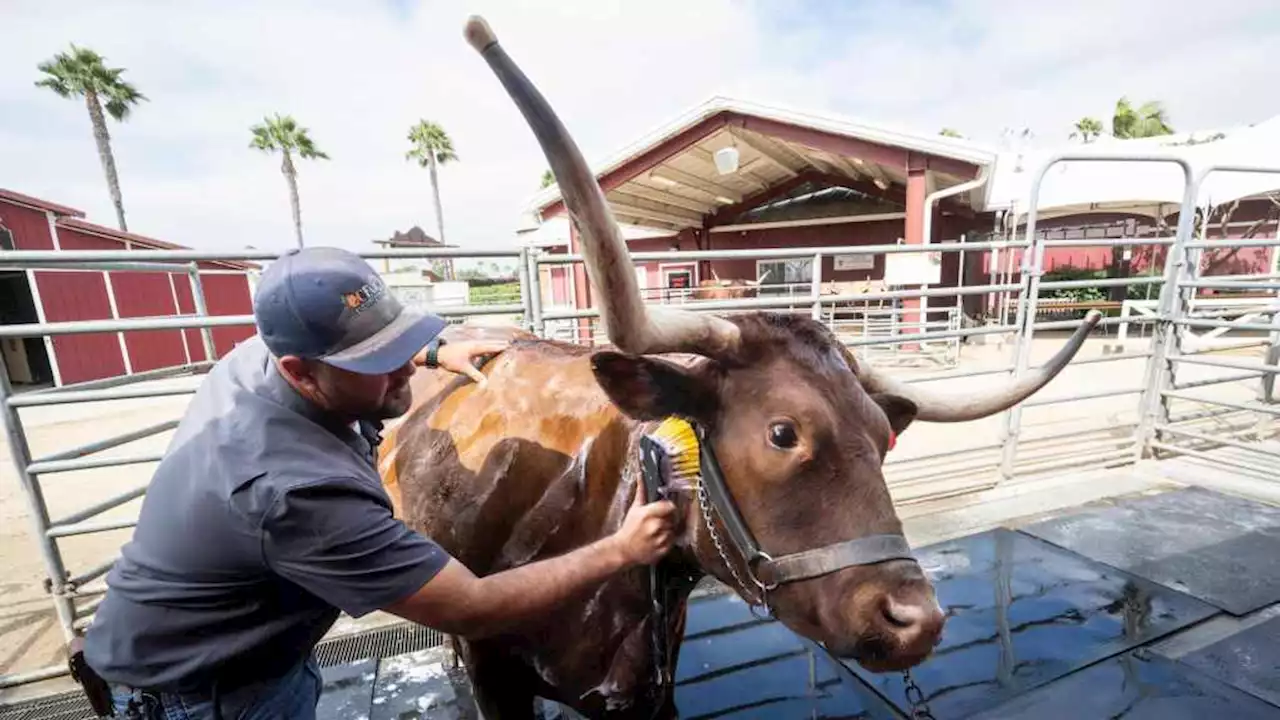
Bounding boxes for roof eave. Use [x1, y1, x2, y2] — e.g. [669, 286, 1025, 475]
[524, 95, 998, 219]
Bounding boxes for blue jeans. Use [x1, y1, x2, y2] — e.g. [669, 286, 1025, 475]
[110, 656, 322, 719]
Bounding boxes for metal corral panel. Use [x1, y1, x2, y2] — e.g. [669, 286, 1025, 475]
[1, 194, 258, 385]
[32, 229, 126, 385]
[197, 272, 256, 356]
[109, 270, 189, 372]
[168, 273, 207, 362]
[2, 200, 122, 384]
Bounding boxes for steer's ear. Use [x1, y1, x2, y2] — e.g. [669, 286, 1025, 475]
[870, 393, 917, 436]
[590, 351, 719, 421]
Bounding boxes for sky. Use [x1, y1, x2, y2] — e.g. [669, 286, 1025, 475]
[2, 0, 1279, 261]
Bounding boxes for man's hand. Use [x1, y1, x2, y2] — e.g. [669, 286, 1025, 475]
[416, 340, 509, 385]
[610, 481, 678, 567]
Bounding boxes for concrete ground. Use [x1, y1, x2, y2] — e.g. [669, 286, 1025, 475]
[1, 327, 1276, 705]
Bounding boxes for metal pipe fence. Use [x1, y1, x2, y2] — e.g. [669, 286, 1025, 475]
[4, 156, 1280, 691]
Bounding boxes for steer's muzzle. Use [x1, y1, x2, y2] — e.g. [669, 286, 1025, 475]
[818, 559, 945, 672]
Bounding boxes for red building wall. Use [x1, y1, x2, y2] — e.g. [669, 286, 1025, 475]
[198, 272, 256, 357]
[109, 269, 190, 372]
[0, 202, 128, 385]
[617, 214, 981, 315]
[983, 205, 1276, 280]
[1, 194, 258, 386]
[37, 229, 129, 384]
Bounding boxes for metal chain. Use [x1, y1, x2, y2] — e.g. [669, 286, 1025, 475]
[902, 670, 936, 720]
[696, 480, 766, 609]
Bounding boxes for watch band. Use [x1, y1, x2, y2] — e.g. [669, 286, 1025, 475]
[425, 337, 447, 368]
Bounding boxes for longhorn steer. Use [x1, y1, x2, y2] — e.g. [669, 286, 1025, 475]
[693, 271, 767, 301]
[375, 17, 1100, 719]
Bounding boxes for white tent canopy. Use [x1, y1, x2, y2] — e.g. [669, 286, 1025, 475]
[983, 115, 1280, 218]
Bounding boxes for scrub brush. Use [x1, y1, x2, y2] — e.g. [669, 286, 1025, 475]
[639, 416, 702, 496]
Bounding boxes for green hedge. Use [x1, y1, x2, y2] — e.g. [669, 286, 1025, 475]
[469, 282, 521, 305]
[1041, 265, 1158, 303]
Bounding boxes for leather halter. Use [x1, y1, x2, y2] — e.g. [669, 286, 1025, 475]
[636, 418, 917, 698]
[692, 423, 916, 593]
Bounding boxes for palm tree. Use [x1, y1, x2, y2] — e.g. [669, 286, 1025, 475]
[1111, 97, 1174, 139]
[1070, 117, 1105, 143]
[35, 45, 146, 232]
[405, 120, 458, 248]
[249, 114, 329, 248]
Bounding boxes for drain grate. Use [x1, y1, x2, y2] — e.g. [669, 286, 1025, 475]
[314, 621, 447, 668]
[0, 622, 446, 719]
[0, 692, 93, 720]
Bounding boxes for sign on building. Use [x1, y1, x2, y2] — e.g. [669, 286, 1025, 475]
[883, 251, 942, 285]
[833, 253, 875, 271]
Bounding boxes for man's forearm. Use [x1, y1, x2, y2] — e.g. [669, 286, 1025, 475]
[392, 534, 635, 639]
[386, 484, 675, 638]
[461, 536, 631, 637]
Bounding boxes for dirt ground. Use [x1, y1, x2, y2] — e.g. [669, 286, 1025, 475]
[0, 327, 1273, 702]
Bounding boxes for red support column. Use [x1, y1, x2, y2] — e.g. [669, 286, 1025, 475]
[568, 224, 594, 345]
[902, 155, 929, 345]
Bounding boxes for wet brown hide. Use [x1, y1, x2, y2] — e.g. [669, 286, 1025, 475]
[378, 324, 695, 718]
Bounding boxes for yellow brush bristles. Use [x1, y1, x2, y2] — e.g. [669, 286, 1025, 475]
[646, 417, 701, 491]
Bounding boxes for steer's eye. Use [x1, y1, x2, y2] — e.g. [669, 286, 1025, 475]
[768, 422, 799, 449]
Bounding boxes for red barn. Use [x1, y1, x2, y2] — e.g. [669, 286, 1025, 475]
[0, 188, 257, 388]
[518, 98, 1280, 335]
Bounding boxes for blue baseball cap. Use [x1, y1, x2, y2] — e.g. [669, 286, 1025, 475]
[252, 246, 447, 375]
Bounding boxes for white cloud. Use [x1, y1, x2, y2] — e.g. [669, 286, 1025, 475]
[1, 0, 1278, 261]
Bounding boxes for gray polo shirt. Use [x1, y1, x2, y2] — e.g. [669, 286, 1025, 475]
[83, 336, 450, 691]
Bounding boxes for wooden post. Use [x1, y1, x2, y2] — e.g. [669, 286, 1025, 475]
[902, 155, 929, 350]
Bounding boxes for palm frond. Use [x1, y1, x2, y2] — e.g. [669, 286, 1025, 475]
[249, 113, 329, 161]
[35, 44, 146, 120]
[34, 74, 73, 97]
[406, 119, 459, 166]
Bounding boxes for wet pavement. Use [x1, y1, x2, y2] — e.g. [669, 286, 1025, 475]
[1020, 485, 1280, 616]
[310, 486, 1280, 719]
[1177, 614, 1280, 708]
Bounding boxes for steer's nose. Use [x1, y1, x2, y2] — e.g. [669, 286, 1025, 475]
[851, 566, 946, 671]
[823, 561, 947, 671]
[881, 591, 945, 647]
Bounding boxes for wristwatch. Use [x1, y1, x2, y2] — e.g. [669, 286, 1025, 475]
[424, 337, 447, 368]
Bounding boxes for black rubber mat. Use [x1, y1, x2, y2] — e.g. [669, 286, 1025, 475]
[315, 658, 377, 720]
[537, 591, 901, 720]
[674, 593, 897, 720]
[833, 528, 1220, 719]
[1174, 614, 1280, 708]
[967, 650, 1280, 719]
[1019, 486, 1280, 616]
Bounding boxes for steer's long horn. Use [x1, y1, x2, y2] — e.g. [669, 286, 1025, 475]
[465, 17, 740, 358]
[852, 310, 1102, 422]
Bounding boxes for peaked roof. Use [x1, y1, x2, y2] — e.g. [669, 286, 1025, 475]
[0, 188, 86, 218]
[0, 187, 258, 270]
[56, 217, 259, 270]
[373, 225, 456, 248]
[525, 96, 996, 232]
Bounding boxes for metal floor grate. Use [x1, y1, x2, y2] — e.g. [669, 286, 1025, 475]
[0, 692, 95, 720]
[314, 621, 447, 668]
[0, 621, 446, 719]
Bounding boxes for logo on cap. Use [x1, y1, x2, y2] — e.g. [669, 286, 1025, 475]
[342, 277, 387, 315]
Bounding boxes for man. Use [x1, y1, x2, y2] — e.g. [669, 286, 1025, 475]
[82, 247, 677, 719]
